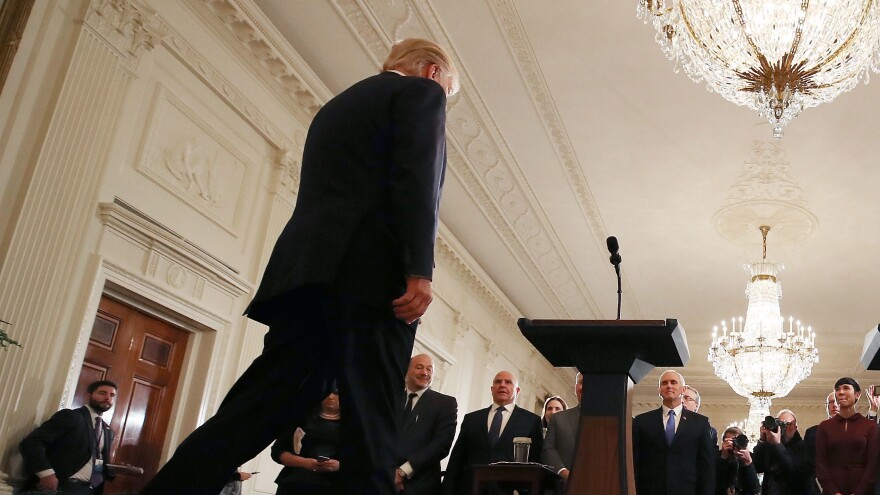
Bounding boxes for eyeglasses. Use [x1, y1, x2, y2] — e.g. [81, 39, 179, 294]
[682, 396, 698, 403]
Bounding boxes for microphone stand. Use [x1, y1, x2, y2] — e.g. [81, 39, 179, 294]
[614, 263, 621, 320]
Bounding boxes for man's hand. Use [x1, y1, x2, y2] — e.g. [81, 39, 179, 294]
[734, 448, 752, 466]
[239, 472, 252, 481]
[37, 473, 59, 491]
[765, 426, 782, 445]
[867, 385, 880, 413]
[559, 468, 570, 480]
[315, 458, 339, 472]
[395, 469, 405, 491]
[392, 277, 433, 324]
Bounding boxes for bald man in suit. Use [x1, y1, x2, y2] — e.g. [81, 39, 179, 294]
[442, 371, 543, 495]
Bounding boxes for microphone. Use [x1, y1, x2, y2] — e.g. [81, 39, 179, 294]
[606, 236, 622, 319]
[606, 236, 622, 266]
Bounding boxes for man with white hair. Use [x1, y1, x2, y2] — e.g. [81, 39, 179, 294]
[632, 370, 715, 495]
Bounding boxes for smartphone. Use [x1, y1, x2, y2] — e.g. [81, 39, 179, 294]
[317, 455, 331, 462]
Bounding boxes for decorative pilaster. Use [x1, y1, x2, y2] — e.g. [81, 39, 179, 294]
[0, 0, 163, 471]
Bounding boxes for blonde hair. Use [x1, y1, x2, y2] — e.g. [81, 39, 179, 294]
[383, 38, 460, 95]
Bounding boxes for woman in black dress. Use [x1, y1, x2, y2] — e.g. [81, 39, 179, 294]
[271, 391, 342, 495]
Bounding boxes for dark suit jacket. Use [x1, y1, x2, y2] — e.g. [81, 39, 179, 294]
[19, 406, 115, 493]
[244, 71, 448, 323]
[542, 405, 579, 473]
[398, 388, 458, 495]
[442, 404, 543, 495]
[632, 407, 715, 495]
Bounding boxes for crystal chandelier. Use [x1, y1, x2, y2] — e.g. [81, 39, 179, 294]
[708, 225, 818, 441]
[637, 1, 880, 138]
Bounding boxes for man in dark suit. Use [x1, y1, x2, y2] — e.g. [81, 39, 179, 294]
[543, 372, 583, 480]
[395, 353, 458, 495]
[632, 370, 715, 495]
[803, 392, 839, 495]
[19, 380, 117, 495]
[682, 384, 719, 450]
[442, 371, 543, 495]
[139, 39, 459, 495]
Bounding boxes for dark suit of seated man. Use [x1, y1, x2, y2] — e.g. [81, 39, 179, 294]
[19, 380, 118, 495]
[395, 353, 458, 495]
[632, 370, 715, 495]
[441, 370, 543, 495]
[543, 372, 583, 481]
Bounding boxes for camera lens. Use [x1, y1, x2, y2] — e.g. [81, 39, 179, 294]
[733, 434, 749, 450]
[762, 415, 779, 433]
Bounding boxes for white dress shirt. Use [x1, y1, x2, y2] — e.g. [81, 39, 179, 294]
[661, 403, 683, 433]
[487, 403, 514, 436]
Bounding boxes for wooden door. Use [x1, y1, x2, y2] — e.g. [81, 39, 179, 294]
[74, 296, 190, 495]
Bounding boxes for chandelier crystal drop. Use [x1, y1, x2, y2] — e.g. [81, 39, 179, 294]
[708, 225, 818, 441]
[637, 0, 880, 138]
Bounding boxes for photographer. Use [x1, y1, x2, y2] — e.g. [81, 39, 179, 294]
[716, 426, 760, 495]
[753, 409, 809, 495]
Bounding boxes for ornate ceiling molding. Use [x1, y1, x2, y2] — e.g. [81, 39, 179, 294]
[485, 0, 642, 318]
[714, 140, 819, 245]
[332, 0, 600, 319]
[187, 0, 330, 123]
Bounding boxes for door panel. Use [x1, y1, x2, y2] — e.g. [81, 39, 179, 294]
[76, 296, 190, 495]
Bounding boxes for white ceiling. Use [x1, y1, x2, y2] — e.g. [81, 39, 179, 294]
[254, 0, 880, 421]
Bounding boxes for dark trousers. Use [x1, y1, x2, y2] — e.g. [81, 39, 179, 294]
[139, 286, 416, 495]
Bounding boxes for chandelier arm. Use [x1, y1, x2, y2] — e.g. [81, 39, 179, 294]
[800, 0, 876, 75]
[678, 2, 739, 71]
[730, 0, 767, 63]
[787, 0, 810, 61]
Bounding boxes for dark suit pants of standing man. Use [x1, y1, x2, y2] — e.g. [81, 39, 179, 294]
[139, 286, 415, 495]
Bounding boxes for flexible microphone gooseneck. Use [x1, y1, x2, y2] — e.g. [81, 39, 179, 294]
[606, 236, 622, 320]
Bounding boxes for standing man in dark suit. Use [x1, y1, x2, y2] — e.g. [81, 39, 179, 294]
[632, 370, 715, 495]
[19, 380, 117, 495]
[543, 372, 583, 481]
[442, 370, 543, 495]
[140, 39, 459, 495]
[683, 384, 719, 450]
[396, 353, 458, 494]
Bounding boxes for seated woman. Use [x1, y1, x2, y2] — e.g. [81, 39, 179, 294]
[271, 391, 341, 495]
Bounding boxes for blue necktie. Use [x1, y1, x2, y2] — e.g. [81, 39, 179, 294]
[489, 406, 506, 446]
[665, 410, 676, 445]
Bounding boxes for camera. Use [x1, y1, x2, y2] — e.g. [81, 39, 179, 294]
[732, 433, 749, 450]
[762, 415, 791, 433]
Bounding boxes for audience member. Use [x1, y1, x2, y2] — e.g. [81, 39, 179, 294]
[716, 426, 760, 495]
[270, 391, 342, 495]
[803, 392, 839, 495]
[753, 409, 808, 495]
[815, 377, 879, 495]
[395, 353, 457, 495]
[139, 39, 459, 495]
[631, 370, 715, 495]
[543, 372, 583, 480]
[683, 384, 719, 449]
[541, 395, 568, 435]
[19, 380, 118, 495]
[442, 371, 543, 495]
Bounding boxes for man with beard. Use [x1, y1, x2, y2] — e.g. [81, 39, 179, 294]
[442, 371, 543, 495]
[752, 409, 809, 495]
[19, 380, 118, 495]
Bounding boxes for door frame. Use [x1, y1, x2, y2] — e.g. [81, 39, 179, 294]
[63, 259, 229, 464]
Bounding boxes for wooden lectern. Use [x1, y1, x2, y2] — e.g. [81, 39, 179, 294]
[518, 319, 690, 495]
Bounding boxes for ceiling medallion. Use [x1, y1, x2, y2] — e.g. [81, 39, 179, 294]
[713, 141, 817, 246]
[637, 1, 880, 138]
